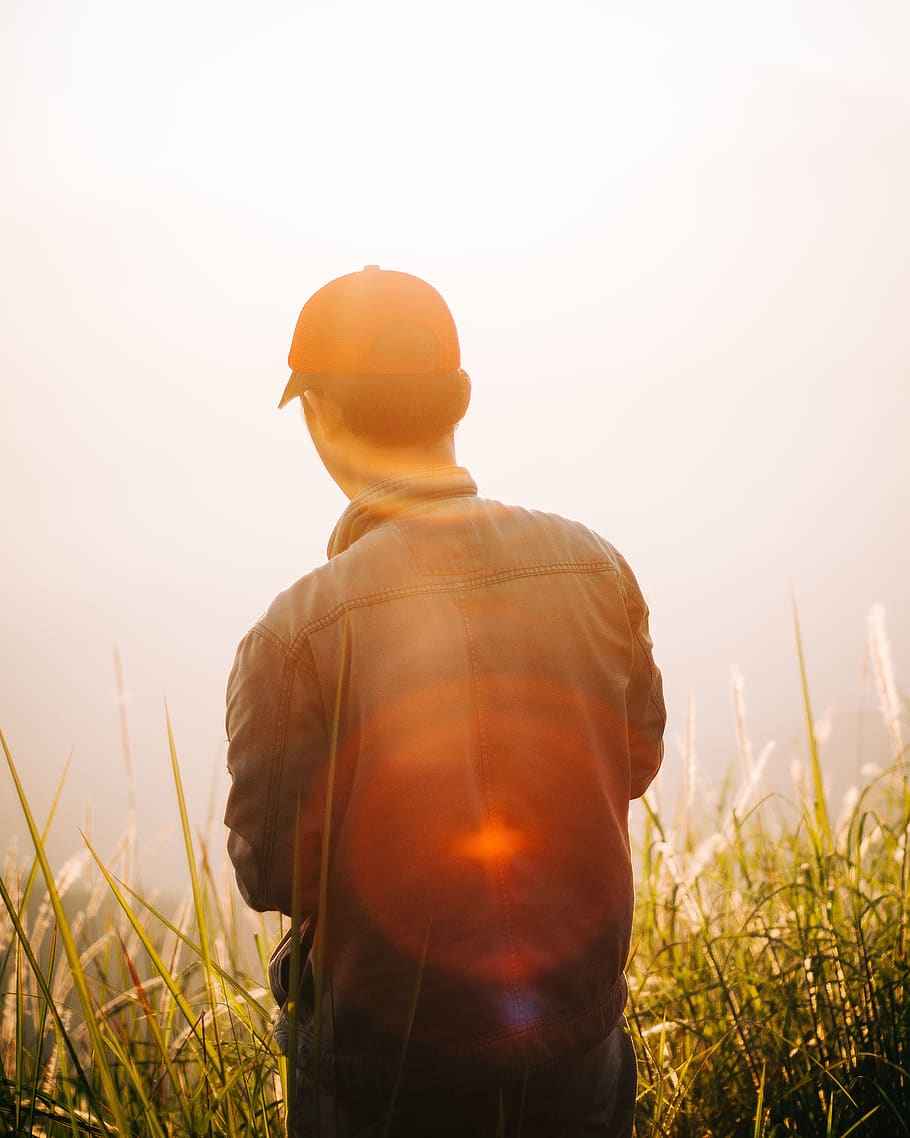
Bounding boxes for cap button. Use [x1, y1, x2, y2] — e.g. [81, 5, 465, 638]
[363, 264, 380, 271]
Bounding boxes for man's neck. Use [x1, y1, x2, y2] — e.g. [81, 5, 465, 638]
[326, 436, 459, 501]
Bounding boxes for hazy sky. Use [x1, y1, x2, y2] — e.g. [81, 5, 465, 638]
[2, 1, 908, 885]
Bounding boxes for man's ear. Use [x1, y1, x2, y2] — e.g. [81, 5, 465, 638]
[301, 389, 344, 442]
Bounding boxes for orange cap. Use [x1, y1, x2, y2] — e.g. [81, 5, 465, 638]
[279, 266, 462, 408]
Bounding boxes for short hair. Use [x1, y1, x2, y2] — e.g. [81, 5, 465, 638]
[308, 369, 471, 447]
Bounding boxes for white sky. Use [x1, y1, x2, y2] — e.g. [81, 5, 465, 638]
[2, 0, 908, 885]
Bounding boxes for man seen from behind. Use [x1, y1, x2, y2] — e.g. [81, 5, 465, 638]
[224, 265, 666, 1137]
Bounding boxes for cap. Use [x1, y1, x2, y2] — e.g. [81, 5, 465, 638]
[279, 265, 461, 408]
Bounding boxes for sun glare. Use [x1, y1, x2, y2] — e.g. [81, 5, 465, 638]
[456, 817, 526, 863]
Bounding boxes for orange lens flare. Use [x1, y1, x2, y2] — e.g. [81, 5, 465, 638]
[331, 671, 630, 1004]
[455, 818, 526, 863]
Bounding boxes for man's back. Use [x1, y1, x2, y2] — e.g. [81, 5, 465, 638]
[225, 467, 664, 1093]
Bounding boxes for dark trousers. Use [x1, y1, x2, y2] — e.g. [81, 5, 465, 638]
[288, 1024, 637, 1138]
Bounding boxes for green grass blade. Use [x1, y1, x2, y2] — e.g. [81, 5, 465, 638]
[108, 875, 273, 1018]
[309, 612, 350, 1130]
[792, 599, 833, 852]
[0, 729, 127, 1137]
[0, 754, 74, 990]
[80, 832, 223, 1068]
[116, 931, 191, 1137]
[793, 602, 849, 965]
[753, 1061, 766, 1138]
[380, 917, 432, 1138]
[164, 704, 219, 1023]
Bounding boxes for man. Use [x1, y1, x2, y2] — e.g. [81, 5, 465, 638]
[224, 266, 665, 1137]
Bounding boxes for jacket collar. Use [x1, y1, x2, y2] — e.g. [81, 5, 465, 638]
[327, 467, 478, 558]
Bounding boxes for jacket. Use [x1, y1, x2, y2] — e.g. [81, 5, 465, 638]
[224, 467, 665, 1092]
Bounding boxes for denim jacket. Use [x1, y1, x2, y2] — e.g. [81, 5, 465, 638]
[224, 468, 664, 1092]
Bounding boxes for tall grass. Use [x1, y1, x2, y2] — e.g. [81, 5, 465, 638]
[0, 715, 288, 1138]
[1, 611, 907, 1136]
[629, 608, 909, 1137]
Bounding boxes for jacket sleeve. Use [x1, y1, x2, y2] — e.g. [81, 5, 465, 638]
[223, 625, 328, 916]
[616, 558, 666, 799]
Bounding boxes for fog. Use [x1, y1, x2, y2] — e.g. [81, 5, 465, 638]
[2, 1, 908, 888]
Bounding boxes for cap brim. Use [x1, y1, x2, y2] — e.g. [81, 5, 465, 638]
[278, 371, 302, 409]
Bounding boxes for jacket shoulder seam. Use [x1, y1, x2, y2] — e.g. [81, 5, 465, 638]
[248, 622, 318, 679]
[276, 560, 621, 654]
